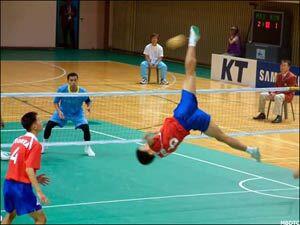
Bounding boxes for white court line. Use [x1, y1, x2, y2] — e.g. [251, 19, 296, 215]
[90, 130, 125, 140]
[1, 60, 111, 62]
[56, 60, 178, 90]
[1, 61, 66, 86]
[90, 129, 143, 146]
[1, 126, 114, 132]
[155, 73, 177, 90]
[43, 60, 111, 62]
[173, 152, 299, 189]
[91, 111, 142, 126]
[2, 128, 298, 189]
[74, 129, 300, 190]
[2, 128, 298, 137]
[218, 126, 300, 147]
[0, 187, 297, 213]
[263, 157, 299, 161]
[1, 128, 75, 132]
[239, 178, 299, 200]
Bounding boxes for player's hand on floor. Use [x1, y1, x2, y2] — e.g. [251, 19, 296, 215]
[37, 191, 49, 205]
[37, 174, 50, 186]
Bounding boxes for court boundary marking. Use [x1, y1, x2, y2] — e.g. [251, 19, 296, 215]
[1, 128, 298, 149]
[1, 126, 299, 191]
[1, 128, 298, 136]
[174, 152, 299, 189]
[1, 61, 67, 86]
[1, 60, 111, 62]
[1, 60, 178, 92]
[0, 186, 298, 213]
[239, 178, 299, 200]
[89, 130, 299, 191]
[1, 130, 299, 215]
[87, 130, 300, 191]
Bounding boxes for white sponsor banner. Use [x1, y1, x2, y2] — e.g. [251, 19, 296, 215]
[211, 54, 257, 87]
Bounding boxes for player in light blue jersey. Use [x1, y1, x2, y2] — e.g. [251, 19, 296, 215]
[43, 73, 95, 157]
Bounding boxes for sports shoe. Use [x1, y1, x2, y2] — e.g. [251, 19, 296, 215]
[160, 79, 169, 85]
[253, 113, 266, 120]
[272, 115, 282, 123]
[1, 151, 10, 161]
[85, 145, 96, 157]
[250, 147, 261, 162]
[140, 78, 148, 85]
[189, 25, 201, 46]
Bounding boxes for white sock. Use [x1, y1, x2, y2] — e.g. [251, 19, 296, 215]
[246, 147, 256, 154]
[188, 27, 198, 47]
[42, 139, 48, 153]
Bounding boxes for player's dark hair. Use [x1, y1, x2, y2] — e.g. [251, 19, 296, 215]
[281, 59, 291, 67]
[67, 72, 79, 80]
[21, 112, 38, 132]
[136, 149, 155, 165]
[150, 33, 159, 41]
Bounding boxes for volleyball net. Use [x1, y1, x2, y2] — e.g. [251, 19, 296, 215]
[1, 87, 299, 148]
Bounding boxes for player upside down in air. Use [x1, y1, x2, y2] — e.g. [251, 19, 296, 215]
[136, 26, 261, 165]
[43, 72, 95, 157]
[2, 112, 49, 224]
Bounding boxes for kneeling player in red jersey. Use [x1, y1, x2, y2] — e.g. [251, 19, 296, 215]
[2, 112, 49, 224]
[136, 26, 261, 165]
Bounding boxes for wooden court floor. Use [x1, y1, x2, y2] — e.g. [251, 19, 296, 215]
[1, 61, 299, 170]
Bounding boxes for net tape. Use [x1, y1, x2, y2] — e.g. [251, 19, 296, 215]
[1, 128, 298, 149]
[1, 87, 298, 98]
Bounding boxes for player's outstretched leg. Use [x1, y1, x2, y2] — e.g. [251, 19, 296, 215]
[182, 26, 200, 94]
[2, 211, 16, 224]
[42, 120, 59, 153]
[29, 210, 47, 224]
[78, 124, 95, 157]
[204, 120, 261, 162]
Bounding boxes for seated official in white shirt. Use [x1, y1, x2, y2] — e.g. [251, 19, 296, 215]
[140, 33, 168, 85]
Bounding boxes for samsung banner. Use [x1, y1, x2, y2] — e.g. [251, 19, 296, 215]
[211, 54, 300, 90]
[256, 60, 300, 88]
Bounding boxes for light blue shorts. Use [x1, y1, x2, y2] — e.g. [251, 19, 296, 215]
[50, 110, 88, 128]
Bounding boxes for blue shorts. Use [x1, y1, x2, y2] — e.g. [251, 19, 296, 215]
[50, 110, 88, 128]
[3, 179, 42, 216]
[174, 90, 211, 132]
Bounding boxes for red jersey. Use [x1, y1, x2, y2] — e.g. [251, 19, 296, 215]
[6, 132, 42, 183]
[274, 71, 297, 103]
[151, 117, 190, 158]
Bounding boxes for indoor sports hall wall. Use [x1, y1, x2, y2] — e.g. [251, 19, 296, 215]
[0, 1, 56, 48]
[110, 1, 299, 66]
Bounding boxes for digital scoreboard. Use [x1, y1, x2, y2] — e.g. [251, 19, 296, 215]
[251, 10, 284, 46]
[246, 10, 291, 63]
